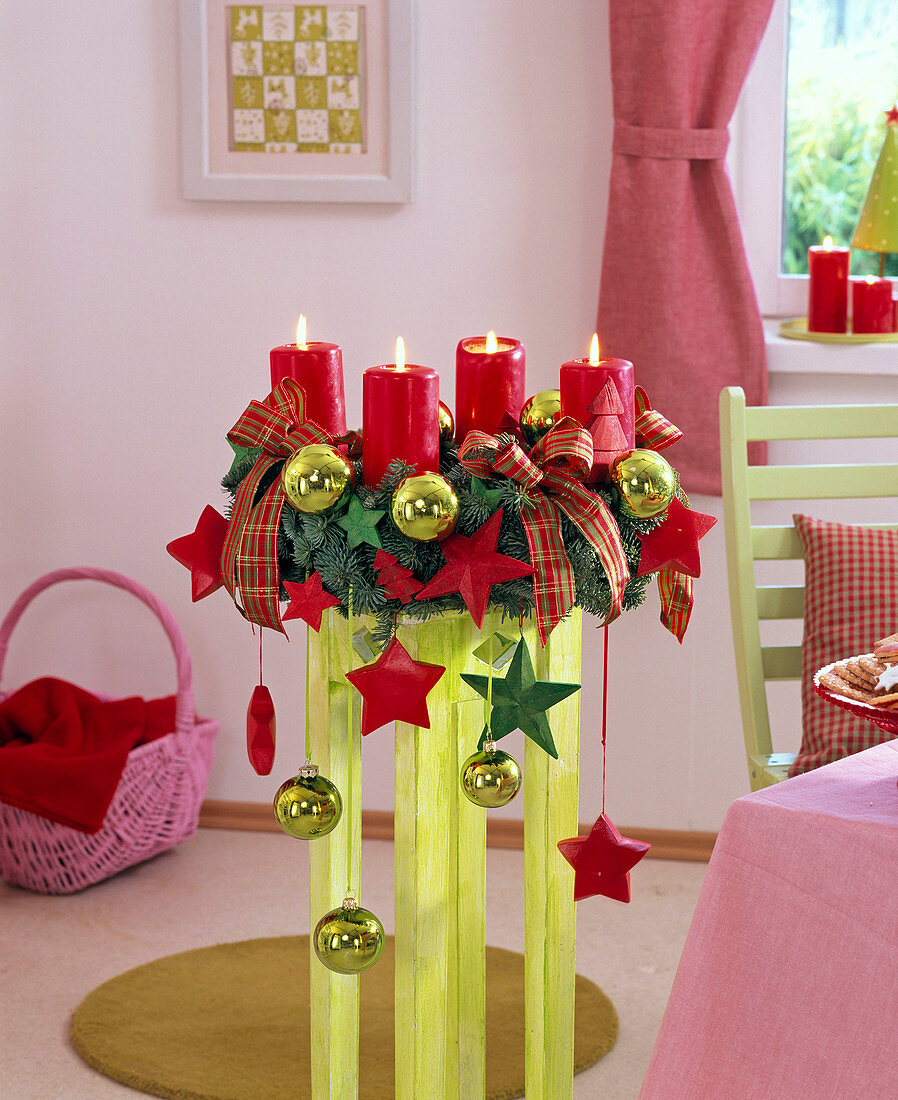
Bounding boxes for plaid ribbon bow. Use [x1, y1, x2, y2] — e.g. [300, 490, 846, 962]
[632, 388, 693, 641]
[220, 378, 330, 633]
[459, 417, 631, 645]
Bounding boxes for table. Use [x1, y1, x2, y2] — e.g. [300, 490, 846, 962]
[641, 740, 898, 1100]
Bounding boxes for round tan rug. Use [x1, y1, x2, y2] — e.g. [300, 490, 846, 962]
[71, 935, 617, 1100]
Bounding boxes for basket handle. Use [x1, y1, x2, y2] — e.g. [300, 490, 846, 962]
[0, 567, 196, 748]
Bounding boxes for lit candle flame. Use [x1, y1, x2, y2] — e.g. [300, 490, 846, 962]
[822, 236, 833, 250]
[589, 333, 600, 365]
[296, 314, 308, 348]
[866, 275, 877, 284]
[395, 336, 406, 371]
[485, 330, 498, 354]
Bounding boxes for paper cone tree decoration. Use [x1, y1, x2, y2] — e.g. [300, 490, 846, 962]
[588, 380, 629, 469]
[851, 105, 898, 267]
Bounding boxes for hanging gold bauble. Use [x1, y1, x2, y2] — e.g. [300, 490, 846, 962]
[390, 472, 459, 542]
[438, 401, 455, 443]
[519, 389, 562, 447]
[460, 741, 523, 808]
[314, 897, 385, 974]
[609, 449, 676, 519]
[282, 444, 354, 514]
[272, 764, 343, 839]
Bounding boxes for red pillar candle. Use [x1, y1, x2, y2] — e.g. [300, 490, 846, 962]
[455, 333, 525, 443]
[851, 276, 894, 334]
[362, 339, 439, 487]
[269, 316, 347, 436]
[560, 335, 634, 483]
[807, 238, 850, 333]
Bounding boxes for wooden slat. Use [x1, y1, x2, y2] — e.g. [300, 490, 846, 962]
[751, 525, 804, 560]
[745, 403, 898, 441]
[525, 611, 581, 1100]
[308, 613, 362, 1100]
[756, 585, 804, 620]
[747, 463, 898, 500]
[761, 645, 802, 680]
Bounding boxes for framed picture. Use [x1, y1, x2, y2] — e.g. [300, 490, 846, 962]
[179, 0, 413, 202]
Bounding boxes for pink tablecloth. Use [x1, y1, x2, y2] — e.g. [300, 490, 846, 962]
[641, 740, 898, 1099]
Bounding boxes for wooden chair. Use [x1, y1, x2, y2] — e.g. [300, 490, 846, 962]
[719, 386, 898, 791]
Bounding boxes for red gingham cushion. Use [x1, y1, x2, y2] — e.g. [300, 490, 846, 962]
[791, 514, 898, 775]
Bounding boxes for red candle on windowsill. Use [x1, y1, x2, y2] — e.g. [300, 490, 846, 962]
[851, 276, 894, 333]
[362, 338, 439, 487]
[560, 334, 634, 483]
[455, 333, 525, 443]
[807, 237, 849, 333]
[269, 316, 347, 436]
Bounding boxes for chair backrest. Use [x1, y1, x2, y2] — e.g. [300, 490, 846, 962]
[719, 386, 898, 791]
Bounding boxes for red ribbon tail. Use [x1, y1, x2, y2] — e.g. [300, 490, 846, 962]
[657, 567, 694, 642]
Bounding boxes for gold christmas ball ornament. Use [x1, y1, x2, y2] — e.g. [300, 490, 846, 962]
[460, 741, 523, 808]
[609, 448, 676, 519]
[438, 401, 455, 443]
[519, 389, 562, 447]
[390, 472, 459, 542]
[282, 444, 354, 514]
[314, 897, 385, 974]
[272, 764, 343, 839]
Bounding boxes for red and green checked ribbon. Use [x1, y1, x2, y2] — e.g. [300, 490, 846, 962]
[459, 417, 630, 646]
[632, 388, 694, 640]
[220, 378, 330, 633]
[635, 386, 682, 452]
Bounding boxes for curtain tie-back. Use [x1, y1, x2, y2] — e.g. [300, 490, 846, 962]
[612, 122, 729, 161]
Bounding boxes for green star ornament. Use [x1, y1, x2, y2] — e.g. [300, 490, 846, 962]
[226, 439, 259, 480]
[470, 477, 504, 511]
[460, 636, 580, 759]
[336, 495, 386, 549]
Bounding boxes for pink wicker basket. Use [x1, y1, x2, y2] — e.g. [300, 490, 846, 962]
[0, 567, 219, 894]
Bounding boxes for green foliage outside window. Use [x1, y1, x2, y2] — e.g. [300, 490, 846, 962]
[783, 0, 898, 276]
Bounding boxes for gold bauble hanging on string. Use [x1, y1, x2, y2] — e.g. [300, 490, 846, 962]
[609, 449, 676, 519]
[460, 741, 523, 808]
[272, 764, 343, 839]
[314, 897, 385, 974]
[282, 444, 354, 514]
[390, 472, 459, 541]
[438, 401, 455, 443]
[519, 389, 562, 447]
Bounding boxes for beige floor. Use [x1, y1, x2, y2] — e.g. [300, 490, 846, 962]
[0, 829, 706, 1100]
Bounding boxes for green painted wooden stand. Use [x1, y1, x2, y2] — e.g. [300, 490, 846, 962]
[307, 608, 582, 1100]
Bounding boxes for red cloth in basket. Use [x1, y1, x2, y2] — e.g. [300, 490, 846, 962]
[0, 678, 176, 833]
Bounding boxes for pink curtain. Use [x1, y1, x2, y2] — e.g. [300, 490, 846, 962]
[597, 0, 774, 495]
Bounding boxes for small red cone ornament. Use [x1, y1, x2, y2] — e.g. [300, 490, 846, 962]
[247, 684, 276, 775]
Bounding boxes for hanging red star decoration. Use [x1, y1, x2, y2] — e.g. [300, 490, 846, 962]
[373, 550, 424, 604]
[415, 511, 533, 627]
[885, 104, 898, 126]
[282, 572, 342, 631]
[345, 635, 445, 736]
[557, 812, 650, 903]
[636, 496, 717, 579]
[166, 505, 229, 601]
[246, 684, 276, 776]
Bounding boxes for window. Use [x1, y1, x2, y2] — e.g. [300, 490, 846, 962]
[734, 0, 898, 315]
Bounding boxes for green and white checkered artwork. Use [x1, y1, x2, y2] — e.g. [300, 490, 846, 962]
[227, 5, 365, 153]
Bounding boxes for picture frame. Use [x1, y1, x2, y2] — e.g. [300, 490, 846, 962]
[179, 0, 413, 202]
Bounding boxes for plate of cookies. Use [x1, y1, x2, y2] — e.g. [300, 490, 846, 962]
[814, 633, 898, 735]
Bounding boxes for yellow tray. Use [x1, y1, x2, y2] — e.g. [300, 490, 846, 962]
[778, 317, 898, 344]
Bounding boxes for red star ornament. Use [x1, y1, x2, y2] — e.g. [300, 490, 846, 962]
[283, 573, 341, 631]
[885, 104, 898, 126]
[414, 511, 533, 627]
[557, 812, 650, 903]
[636, 496, 717, 579]
[345, 635, 445, 736]
[166, 505, 229, 601]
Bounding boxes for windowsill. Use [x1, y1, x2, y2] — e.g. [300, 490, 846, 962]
[764, 318, 898, 377]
